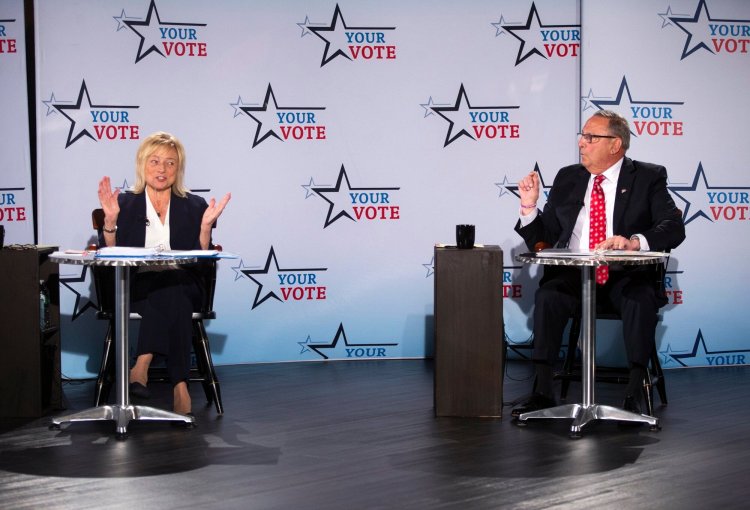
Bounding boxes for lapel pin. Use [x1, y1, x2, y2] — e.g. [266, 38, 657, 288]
[620, 188, 628, 194]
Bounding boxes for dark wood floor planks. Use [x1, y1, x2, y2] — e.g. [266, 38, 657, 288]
[1, 360, 749, 509]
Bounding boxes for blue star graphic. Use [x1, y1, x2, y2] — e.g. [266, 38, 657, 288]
[419, 96, 449, 119]
[297, 335, 312, 354]
[422, 256, 434, 278]
[60, 266, 99, 321]
[306, 323, 397, 360]
[296, 15, 327, 37]
[230, 96, 255, 119]
[491, 15, 515, 37]
[658, 343, 685, 368]
[494, 176, 514, 198]
[670, 329, 750, 367]
[668, 162, 750, 226]
[231, 258, 260, 282]
[312, 165, 399, 228]
[41, 93, 61, 117]
[302, 177, 330, 199]
[431, 84, 519, 147]
[112, 8, 138, 32]
[589, 76, 684, 136]
[503, 2, 580, 66]
[241, 247, 326, 309]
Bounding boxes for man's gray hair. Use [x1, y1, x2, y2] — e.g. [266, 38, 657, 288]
[592, 110, 630, 152]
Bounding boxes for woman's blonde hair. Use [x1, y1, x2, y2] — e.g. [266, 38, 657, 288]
[132, 131, 189, 197]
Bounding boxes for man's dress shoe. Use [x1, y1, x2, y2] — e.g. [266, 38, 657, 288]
[129, 382, 151, 399]
[512, 393, 557, 418]
[622, 395, 642, 415]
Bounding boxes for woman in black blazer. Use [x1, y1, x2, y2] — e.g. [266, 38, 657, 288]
[97, 131, 230, 418]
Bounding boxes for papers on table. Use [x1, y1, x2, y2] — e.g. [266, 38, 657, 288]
[93, 247, 237, 259]
[50, 250, 96, 261]
[536, 249, 667, 258]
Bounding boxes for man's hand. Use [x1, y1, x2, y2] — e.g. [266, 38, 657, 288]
[595, 235, 640, 251]
[518, 171, 539, 215]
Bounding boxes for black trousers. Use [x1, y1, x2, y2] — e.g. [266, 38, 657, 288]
[532, 267, 661, 368]
[130, 268, 203, 385]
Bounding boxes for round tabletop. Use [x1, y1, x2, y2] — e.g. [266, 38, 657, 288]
[50, 253, 197, 267]
[515, 250, 667, 267]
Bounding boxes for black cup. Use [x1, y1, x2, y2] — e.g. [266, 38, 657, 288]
[456, 224, 475, 249]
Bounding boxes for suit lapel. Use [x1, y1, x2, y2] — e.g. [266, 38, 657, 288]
[613, 157, 635, 233]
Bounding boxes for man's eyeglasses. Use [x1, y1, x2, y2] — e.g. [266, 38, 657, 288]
[578, 133, 618, 143]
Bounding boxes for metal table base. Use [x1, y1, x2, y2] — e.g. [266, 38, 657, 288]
[50, 262, 194, 438]
[516, 263, 660, 438]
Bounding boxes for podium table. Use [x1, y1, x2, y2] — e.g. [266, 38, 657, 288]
[49, 253, 197, 438]
[515, 250, 666, 437]
[434, 245, 503, 417]
[0, 246, 62, 417]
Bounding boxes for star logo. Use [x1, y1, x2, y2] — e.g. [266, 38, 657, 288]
[311, 165, 400, 228]
[430, 84, 520, 147]
[306, 4, 396, 67]
[658, 343, 684, 368]
[496, 162, 552, 209]
[50, 80, 139, 148]
[240, 247, 327, 310]
[669, 330, 750, 367]
[60, 266, 99, 321]
[302, 323, 398, 360]
[668, 163, 750, 226]
[122, 0, 207, 63]
[230, 258, 259, 282]
[499, 2, 581, 66]
[238, 84, 326, 148]
[587, 76, 684, 137]
[422, 256, 434, 278]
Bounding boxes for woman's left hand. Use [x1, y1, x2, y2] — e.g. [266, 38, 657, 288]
[202, 193, 231, 229]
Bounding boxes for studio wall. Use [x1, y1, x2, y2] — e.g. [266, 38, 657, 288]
[0, 0, 33, 244]
[27, 0, 749, 377]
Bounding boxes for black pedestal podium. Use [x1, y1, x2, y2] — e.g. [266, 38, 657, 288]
[0, 246, 63, 417]
[434, 245, 504, 417]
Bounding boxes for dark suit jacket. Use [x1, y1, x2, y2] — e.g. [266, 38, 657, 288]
[515, 157, 685, 286]
[107, 191, 209, 250]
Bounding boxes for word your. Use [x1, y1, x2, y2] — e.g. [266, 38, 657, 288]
[89, 110, 139, 140]
[541, 29, 580, 57]
[345, 31, 396, 60]
[707, 191, 750, 221]
[349, 192, 399, 220]
[159, 26, 207, 57]
[709, 23, 750, 53]
[278, 273, 326, 301]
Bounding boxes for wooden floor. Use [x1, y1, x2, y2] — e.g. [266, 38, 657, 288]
[1, 359, 749, 509]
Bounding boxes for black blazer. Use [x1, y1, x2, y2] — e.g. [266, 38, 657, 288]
[515, 157, 685, 254]
[107, 191, 210, 250]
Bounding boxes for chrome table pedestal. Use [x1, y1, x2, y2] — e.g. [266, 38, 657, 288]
[49, 255, 196, 439]
[515, 251, 665, 438]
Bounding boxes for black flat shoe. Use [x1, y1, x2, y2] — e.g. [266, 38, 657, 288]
[512, 393, 557, 418]
[129, 382, 151, 399]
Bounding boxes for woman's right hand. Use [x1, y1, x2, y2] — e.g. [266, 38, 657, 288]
[98, 176, 120, 226]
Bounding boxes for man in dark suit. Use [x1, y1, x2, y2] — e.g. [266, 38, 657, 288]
[512, 110, 685, 417]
